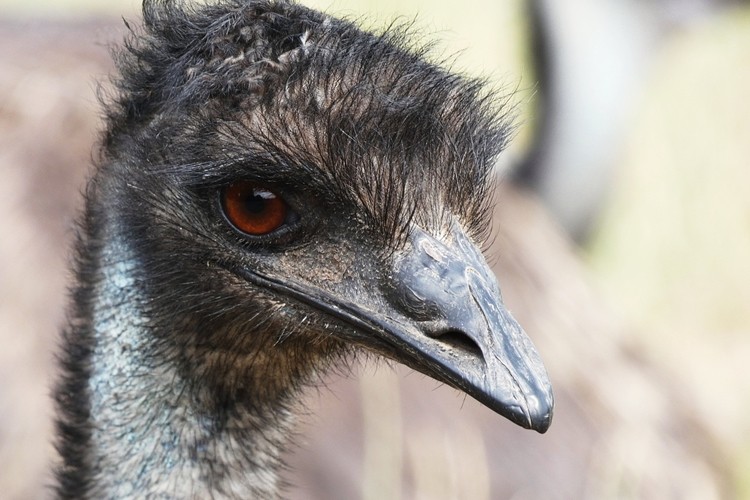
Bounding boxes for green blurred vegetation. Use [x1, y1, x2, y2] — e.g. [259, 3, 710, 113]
[588, 9, 750, 495]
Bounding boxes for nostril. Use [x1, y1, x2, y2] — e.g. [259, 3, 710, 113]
[436, 329, 484, 359]
[419, 321, 485, 360]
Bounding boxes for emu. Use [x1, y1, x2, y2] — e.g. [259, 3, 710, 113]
[55, 0, 553, 497]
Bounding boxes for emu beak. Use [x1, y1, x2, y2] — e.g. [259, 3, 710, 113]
[385, 225, 553, 432]
[235, 224, 552, 432]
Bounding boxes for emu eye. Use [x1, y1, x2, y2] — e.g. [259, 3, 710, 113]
[221, 181, 289, 236]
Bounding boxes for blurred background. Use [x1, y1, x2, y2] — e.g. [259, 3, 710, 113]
[0, 0, 748, 498]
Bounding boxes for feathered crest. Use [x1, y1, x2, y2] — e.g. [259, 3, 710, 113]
[105, 0, 514, 245]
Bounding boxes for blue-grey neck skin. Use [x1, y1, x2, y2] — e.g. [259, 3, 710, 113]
[66, 232, 293, 499]
[53, 160, 346, 498]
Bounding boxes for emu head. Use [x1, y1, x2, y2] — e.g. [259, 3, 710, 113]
[97, 0, 553, 431]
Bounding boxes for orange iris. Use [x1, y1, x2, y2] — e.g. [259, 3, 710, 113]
[222, 181, 287, 236]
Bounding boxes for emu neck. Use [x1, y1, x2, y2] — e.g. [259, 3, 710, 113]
[62, 237, 295, 499]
